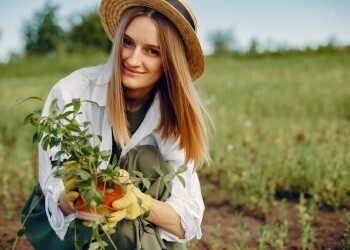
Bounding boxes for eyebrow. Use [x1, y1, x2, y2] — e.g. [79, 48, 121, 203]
[124, 34, 160, 49]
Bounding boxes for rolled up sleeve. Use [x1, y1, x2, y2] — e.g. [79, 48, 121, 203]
[160, 166, 204, 242]
[38, 83, 76, 240]
[155, 135, 205, 242]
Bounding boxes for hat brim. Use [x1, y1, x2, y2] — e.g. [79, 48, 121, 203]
[100, 0, 205, 80]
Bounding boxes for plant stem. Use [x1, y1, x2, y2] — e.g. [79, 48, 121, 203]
[104, 230, 118, 250]
[12, 194, 44, 250]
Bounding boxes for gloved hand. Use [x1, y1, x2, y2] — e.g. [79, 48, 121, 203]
[101, 170, 152, 231]
[60, 161, 80, 210]
[59, 174, 79, 215]
[63, 175, 79, 208]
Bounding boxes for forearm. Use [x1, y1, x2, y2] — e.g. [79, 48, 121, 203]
[58, 192, 75, 216]
[144, 198, 185, 239]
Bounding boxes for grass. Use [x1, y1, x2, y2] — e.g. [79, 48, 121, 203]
[0, 52, 108, 211]
[198, 53, 350, 210]
[0, 52, 349, 247]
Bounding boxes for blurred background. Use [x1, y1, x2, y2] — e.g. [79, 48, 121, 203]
[1, 0, 350, 60]
[0, 0, 349, 249]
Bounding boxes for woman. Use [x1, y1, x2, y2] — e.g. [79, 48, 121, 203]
[22, 0, 211, 249]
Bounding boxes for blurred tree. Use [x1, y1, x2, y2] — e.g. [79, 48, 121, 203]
[66, 11, 112, 53]
[208, 28, 236, 55]
[248, 37, 259, 55]
[317, 35, 338, 54]
[23, 1, 63, 55]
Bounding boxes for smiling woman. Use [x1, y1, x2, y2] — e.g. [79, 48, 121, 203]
[21, 0, 212, 249]
[121, 15, 164, 106]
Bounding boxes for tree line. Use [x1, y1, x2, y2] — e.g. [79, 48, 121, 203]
[208, 29, 350, 58]
[19, 2, 350, 59]
[22, 2, 111, 56]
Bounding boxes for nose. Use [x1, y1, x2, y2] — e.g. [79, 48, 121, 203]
[126, 48, 142, 67]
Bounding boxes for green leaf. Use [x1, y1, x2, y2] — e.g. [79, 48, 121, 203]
[63, 136, 80, 142]
[31, 116, 40, 127]
[68, 220, 76, 230]
[17, 227, 26, 237]
[50, 137, 61, 148]
[176, 165, 188, 175]
[75, 181, 92, 191]
[177, 175, 186, 188]
[6, 237, 16, 244]
[110, 155, 118, 168]
[163, 174, 175, 183]
[42, 134, 51, 150]
[49, 98, 59, 113]
[88, 242, 101, 250]
[23, 96, 44, 102]
[152, 166, 164, 177]
[165, 182, 171, 193]
[83, 121, 91, 127]
[93, 190, 105, 204]
[141, 178, 151, 190]
[72, 98, 81, 115]
[34, 108, 43, 116]
[133, 171, 143, 178]
[54, 151, 63, 160]
[32, 129, 39, 143]
[165, 163, 175, 173]
[23, 113, 34, 126]
[76, 170, 92, 181]
[82, 100, 100, 107]
[58, 111, 74, 119]
[64, 102, 73, 110]
[99, 150, 111, 158]
[66, 124, 81, 133]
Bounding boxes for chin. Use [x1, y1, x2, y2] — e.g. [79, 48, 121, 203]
[122, 77, 137, 88]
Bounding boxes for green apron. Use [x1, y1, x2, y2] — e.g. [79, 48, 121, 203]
[104, 145, 186, 250]
[21, 103, 186, 249]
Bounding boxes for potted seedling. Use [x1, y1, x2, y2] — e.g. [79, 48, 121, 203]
[11, 97, 187, 250]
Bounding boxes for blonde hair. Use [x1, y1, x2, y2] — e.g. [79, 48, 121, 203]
[106, 7, 212, 170]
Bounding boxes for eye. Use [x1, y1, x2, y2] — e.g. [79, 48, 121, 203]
[148, 48, 160, 56]
[123, 37, 132, 46]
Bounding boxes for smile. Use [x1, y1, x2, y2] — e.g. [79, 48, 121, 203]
[123, 64, 145, 75]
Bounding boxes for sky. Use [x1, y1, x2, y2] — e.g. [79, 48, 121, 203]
[0, 0, 349, 61]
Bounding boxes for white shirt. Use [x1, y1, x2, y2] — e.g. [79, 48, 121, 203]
[38, 62, 205, 243]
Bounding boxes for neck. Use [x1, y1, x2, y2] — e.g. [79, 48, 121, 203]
[124, 93, 151, 112]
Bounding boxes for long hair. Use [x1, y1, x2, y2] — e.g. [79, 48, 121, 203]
[106, 7, 212, 170]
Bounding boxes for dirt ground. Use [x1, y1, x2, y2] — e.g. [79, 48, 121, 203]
[0, 183, 346, 250]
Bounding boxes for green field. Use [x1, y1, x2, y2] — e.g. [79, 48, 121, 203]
[1, 53, 349, 248]
[200, 54, 350, 210]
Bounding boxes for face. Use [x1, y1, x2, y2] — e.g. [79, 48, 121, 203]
[121, 15, 164, 99]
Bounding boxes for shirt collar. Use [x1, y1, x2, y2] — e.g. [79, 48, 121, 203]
[91, 62, 112, 107]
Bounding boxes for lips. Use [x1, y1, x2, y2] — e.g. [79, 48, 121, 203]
[123, 64, 145, 74]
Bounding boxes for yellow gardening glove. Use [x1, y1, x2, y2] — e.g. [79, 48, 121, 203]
[62, 162, 80, 209]
[83, 208, 126, 232]
[100, 209, 127, 232]
[101, 170, 152, 231]
[111, 170, 152, 220]
[63, 176, 79, 209]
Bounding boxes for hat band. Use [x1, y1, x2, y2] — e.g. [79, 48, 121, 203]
[165, 0, 195, 31]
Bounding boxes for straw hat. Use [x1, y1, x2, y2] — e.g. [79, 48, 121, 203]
[99, 0, 205, 80]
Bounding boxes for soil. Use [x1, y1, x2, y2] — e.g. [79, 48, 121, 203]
[0, 182, 347, 250]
